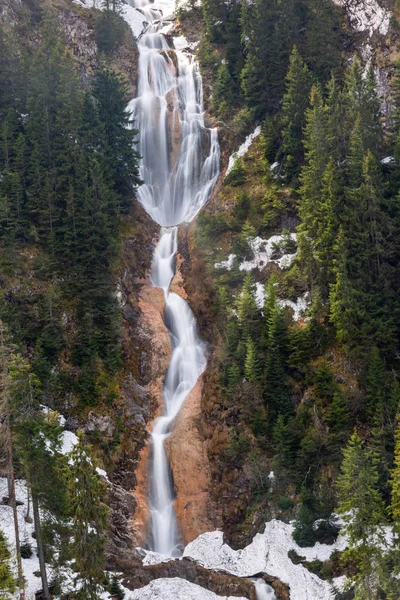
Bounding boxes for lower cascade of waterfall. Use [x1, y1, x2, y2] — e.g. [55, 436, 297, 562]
[149, 228, 207, 555]
[127, 0, 219, 555]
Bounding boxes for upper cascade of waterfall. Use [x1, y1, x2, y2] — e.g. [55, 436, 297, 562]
[127, 0, 220, 227]
[126, 0, 219, 558]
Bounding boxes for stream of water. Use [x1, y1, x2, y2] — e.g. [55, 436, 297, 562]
[127, 0, 220, 556]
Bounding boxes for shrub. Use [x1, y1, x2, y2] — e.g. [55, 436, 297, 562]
[20, 542, 33, 559]
[277, 496, 294, 511]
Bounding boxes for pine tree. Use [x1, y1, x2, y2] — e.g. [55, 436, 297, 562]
[280, 46, 312, 180]
[390, 422, 400, 591]
[93, 67, 141, 210]
[264, 305, 290, 419]
[344, 57, 382, 154]
[244, 336, 260, 383]
[0, 531, 16, 597]
[68, 433, 109, 600]
[336, 433, 388, 598]
[212, 63, 237, 117]
[298, 86, 331, 286]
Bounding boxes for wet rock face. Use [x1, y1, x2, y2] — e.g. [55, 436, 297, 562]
[164, 377, 222, 545]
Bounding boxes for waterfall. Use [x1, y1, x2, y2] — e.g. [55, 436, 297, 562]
[127, 0, 220, 555]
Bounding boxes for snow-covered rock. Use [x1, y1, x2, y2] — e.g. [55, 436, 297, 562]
[215, 234, 297, 273]
[129, 578, 248, 600]
[279, 292, 310, 321]
[239, 234, 297, 272]
[214, 253, 236, 270]
[121, 3, 149, 38]
[332, 0, 391, 37]
[183, 519, 347, 600]
[226, 126, 262, 176]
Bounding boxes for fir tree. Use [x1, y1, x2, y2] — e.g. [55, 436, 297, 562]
[280, 46, 312, 180]
[0, 531, 16, 597]
[68, 433, 109, 600]
[336, 433, 388, 598]
[244, 336, 260, 383]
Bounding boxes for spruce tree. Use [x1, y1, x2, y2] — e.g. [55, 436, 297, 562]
[280, 46, 312, 180]
[0, 531, 16, 597]
[298, 86, 331, 287]
[68, 433, 109, 600]
[93, 67, 141, 210]
[244, 336, 260, 383]
[336, 433, 388, 598]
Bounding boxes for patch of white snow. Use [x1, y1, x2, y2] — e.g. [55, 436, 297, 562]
[214, 253, 236, 271]
[254, 282, 265, 309]
[331, 0, 391, 36]
[239, 234, 297, 272]
[183, 519, 346, 600]
[129, 577, 247, 600]
[279, 292, 310, 321]
[60, 430, 79, 455]
[226, 126, 261, 176]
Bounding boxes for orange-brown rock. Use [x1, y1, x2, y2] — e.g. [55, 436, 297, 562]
[164, 376, 222, 545]
[132, 281, 171, 546]
[169, 254, 188, 299]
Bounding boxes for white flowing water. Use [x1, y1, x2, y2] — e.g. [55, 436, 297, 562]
[251, 578, 277, 600]
[127, 0, 220, 555]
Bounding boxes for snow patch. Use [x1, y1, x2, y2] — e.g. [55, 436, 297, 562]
[129, 577, 247, 600]
[332, 0, 391, 36]
[0, 478, 44, 600]
[279, 292, 310, 321]
[214, 253, 236, 270]
[239, 234, 297, 272]
[226, 126, 261, 176]
[60, 430, 79, 456]
[183, 519, 347, 600]
[214, 235, 297, 274]
[254, 282, 265, 309]
[121, 3, 149, 38]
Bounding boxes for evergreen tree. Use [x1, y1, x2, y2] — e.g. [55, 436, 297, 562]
[336, 433, 388, 598]
[68, 433, 109, 600]
[244, 336, 260, 383]
[298, 86, 331, 287]
[212, 63, 237, 117]
[280, 46, 312, 179]
[344, 57, 382, 154]
[93, 67, 141, 210]
[0, 531, 16, 598]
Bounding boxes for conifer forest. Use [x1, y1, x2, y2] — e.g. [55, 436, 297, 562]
[2, 0, 400, 599]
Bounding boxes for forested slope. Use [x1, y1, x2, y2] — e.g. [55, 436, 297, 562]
[176, 0, 400, 596]
[0, 1, 157, 597]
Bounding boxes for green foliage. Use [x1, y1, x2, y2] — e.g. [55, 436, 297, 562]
[277, 496, 294, 511]
[95, 11, 126, 56]
[225, 156, 246, 187]
[110, 576, 125, 599]
[280, 46, 312, 180]
[67, 433, 109, 599]
[336, 433, 390, 597]
[0, 531, 16, 597]
[20, 542, 33, 559]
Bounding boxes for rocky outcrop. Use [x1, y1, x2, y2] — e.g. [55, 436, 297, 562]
[122, 558, 258, 600]
[129, 277, 172, 547]
[165, 376, 222, 545]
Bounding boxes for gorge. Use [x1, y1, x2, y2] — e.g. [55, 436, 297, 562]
[127, 0, 219, 556]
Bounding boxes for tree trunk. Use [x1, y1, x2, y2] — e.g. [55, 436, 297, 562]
[7, 437, 25, 600]
[32, 489, 50, 600]
[1, 323, 25, 600]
